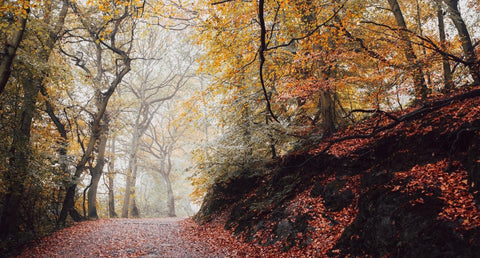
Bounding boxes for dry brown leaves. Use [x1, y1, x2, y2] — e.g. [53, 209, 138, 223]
[18, 218, 221, 258]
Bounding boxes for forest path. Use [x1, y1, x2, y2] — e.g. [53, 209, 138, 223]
[17, 218, 224, 258]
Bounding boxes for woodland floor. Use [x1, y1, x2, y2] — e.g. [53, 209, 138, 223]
[15, 218, 244, 258]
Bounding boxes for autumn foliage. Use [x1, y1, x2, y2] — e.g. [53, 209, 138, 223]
[192, 88, 480, 256]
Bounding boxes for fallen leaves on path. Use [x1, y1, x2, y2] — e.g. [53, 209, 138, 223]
[180, 217, 263, 257]
[17, 218, 235, 258]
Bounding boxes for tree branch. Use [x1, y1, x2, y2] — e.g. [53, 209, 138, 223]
[344, 109, 400, 122]
[266, 3, 345, 51]
[211, 0, 235, 5]
[258, 0, 279, 123]
[361, 20, 477, 67]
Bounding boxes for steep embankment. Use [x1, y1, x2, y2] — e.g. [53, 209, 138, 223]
[192, 88, 480, 257]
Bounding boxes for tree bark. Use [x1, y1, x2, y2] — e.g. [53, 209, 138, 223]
[415, 0, 431, 87]
[301, 0, 337, 136]
[387, 0, 429, 101]
[121, 131, 140, 218]
[130, 161, 140, 218]
[87, 126, 108, 219]
[122, 174, 132, 218]
[163, 173, 176, 217]
[122, 103, 156, 217]
[59, 183, 80, 225]
[130, 198, 140, 218]
[443, 0, 480, 85]
[436, 2, 454, 91]
[320, 89, 336, 137]
[108, 136, 117, 218]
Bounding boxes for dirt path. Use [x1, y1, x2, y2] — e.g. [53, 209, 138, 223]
[17, 218, 228, 258]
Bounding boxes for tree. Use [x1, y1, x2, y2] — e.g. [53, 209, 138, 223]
[387, 0, 429, 101]
[120, 26, 192, 218]
[443, 0, 480, 85]
[141, 109, 185, 217]
[57, 0, 138, 225]
[436, 1, 454, 91]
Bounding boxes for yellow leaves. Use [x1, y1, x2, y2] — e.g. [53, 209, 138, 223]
[0, 0, 30, 24]
[103, 14, 112, 22]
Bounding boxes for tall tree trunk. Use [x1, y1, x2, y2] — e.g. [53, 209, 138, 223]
[130, 161, 140, 218]
[108, 136, 117, 218]
[87, 127, 108, 219]
[436, 2, 454, 91]
[415, 0, 432, 87]
[122, 169, 132, 217]
[122, 132, 140, 218]
[320, 89, 336, 137]
[163, 173, 176, 217]
[0, 75, 39, 237]
[300, 0, 337, 136]
[387, 0, 429, 101]
[59, 181, 83, 225]
[121, 108, 142, 218]
[57, 0, 133, 225]
[121, 103, 154, 217]
[239, 76, 253, 164]
[443, 0, 480, 85]
[266, 119, 277, 159]
[130, 198, 140, 218]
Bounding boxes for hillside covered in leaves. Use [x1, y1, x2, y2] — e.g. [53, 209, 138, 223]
[192, 87, 480, 257]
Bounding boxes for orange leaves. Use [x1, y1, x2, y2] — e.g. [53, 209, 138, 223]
[182, 170, 362, 257]
[437, 170, 480, 230]
[280, 175, 360, 256]
[389, 159, 480, 231]
[20, 218, 218, 257]
[181, 216, 264, 257]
